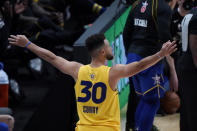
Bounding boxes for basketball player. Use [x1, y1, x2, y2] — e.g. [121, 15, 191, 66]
[123, 0, 172, 130]
[8, 34, 176, 131]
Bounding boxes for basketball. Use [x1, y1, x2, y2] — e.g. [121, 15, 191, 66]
[160, 91, 180, 114]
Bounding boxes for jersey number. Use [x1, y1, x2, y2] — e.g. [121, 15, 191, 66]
[78, 81, 107, 104]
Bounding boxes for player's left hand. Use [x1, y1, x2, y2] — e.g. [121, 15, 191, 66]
[159, 41, 177, 57]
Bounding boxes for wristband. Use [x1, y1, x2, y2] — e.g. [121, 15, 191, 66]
[25, 41, 31, 48]
[156, 52, 164, 59]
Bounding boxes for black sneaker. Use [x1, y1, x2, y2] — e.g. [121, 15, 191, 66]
[151, 125, 160, 131]
[126, 126, 134, 131]
[125, 123, 135, 131]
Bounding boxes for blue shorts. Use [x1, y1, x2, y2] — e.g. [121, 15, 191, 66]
[127, 53, 167, 98]
[163, 76, 170, 92]
[0, 122, 8, 131]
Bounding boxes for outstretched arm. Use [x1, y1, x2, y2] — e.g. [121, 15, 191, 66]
[109, 41, 177, 90]
[8, 35, 82, 81]
[166, 56, 178, 92]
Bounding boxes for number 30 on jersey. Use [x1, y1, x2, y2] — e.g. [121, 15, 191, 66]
[78, 80, 107, 104]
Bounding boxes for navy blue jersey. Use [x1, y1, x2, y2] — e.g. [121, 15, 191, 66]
[123, 0, 172, 57]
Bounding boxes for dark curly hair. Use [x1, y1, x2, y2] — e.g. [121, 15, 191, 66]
[85, 34, 106, 55]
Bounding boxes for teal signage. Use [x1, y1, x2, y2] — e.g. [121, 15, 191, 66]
[104, 6, 131, 109]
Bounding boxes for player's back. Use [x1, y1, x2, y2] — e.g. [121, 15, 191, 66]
[74, 65, 120, 131]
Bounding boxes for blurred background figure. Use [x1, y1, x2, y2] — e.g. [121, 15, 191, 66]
[0, 0, 11, 60]
[178, 1, 197, 130]
[0, 62, 9, 108]
[0, 115, 14, 131]
[171, 0, 192, 63]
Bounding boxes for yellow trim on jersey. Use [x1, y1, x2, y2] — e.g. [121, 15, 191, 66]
[136, 84, 165, 97]
[143, 84, 165, 95]
[136, 91, 143, 95]
[96, 5, 102, 14]
[35, 32, 40, 40]
[156, 0, 158, 18]
[152, 0, 154, 20]
[33, 0, 39, 3]
[34, 21, 43, 30]
[92, 3, 99, 12]
[92, 3, 102, 14]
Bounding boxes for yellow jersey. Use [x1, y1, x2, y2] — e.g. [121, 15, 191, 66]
[74, 65, 120, 131]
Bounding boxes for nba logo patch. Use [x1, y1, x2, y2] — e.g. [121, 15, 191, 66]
[90, 73, 95, 80]
[141, 1, 148, 13]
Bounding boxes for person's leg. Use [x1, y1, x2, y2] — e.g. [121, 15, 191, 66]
[180, 72, 197, 131]
[134, 62, 165, 131]
[180, 101, 188, 131]
[186, 87, 197, 131]
[0, 115, 14, 131]
[179, 82, 189, 131]
[135, 89, 160, 131]
[183, 88, 195, 131]
[126, 77, 140, 131]
[126, 53, 142, 131]
[177, 66, 187, 131]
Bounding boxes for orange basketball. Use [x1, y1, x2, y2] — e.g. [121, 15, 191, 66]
[160, 91, 180, 114]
